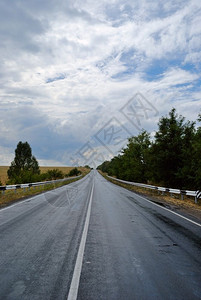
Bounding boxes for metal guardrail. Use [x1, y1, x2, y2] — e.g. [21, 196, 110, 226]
[0, 175, 82, 194]
[107, 176, 200, 204]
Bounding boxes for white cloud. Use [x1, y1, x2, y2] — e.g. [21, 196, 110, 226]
[0, 0, 201, 166]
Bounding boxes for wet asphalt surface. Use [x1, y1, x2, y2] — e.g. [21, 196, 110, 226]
[0, 170, 201, 299]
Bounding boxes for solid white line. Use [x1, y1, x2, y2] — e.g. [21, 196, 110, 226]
[67, 180, 94, 300]
[0, 176, 88, 213]
[0, 174, 91, 213]
[0, 187, 66, 213]
[0, 193, 44, 212]
[136, 193, 201, 227]
[104, 175, 201, 228]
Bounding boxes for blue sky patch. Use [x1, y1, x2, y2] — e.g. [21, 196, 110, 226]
[46, 74, 66, 83]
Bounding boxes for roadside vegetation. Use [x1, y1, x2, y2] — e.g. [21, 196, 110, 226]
[0, 166, 86, 186]
[5, 141, 84, 185]
[0, 176, 84, 208]
[0, 141, 90, 207]
[97, 108, 201, 191]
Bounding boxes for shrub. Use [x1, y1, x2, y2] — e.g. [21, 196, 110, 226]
[68, 168, 81, 177]
[45, 169, 64, 180]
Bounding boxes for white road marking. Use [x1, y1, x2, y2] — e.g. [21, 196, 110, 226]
[0, 193, 45, 212]
[0, 175, 90, 213]
[67, 179, 94, 300]
[136, 193, 201, 227]
[103, 174, 201, 228]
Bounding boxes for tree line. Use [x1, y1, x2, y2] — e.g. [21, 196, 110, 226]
[6, 141, 81, 184]
[97, 108, 201, 190]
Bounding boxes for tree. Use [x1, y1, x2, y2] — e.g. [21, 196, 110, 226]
[107, 155, 122, 178]
[120, 130, 151, 182]
[97, 130, 151, 183]
[97, 109, 201, 190]
[97, 161, 110, 173]
[193, 113, 201, 189]
[7, 141, 40, 184]
[176, 121, 196, 189]
[150, 108, 194, 188]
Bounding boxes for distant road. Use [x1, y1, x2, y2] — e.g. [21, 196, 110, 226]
[0, 170, 201, 299]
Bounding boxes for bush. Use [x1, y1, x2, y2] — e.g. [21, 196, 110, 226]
[39, 173, 49, 181]
[68, 168, 81, 177]
[45, 169, 64, 180]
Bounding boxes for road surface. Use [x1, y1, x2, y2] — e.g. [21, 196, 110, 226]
[0, 170, 201, 299]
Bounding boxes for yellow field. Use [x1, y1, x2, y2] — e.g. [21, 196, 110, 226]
[40, 166, 80, 174]
[0, 166, 88, 185]
[0, 166, 9, 185]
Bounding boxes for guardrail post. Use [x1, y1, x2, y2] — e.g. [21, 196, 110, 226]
[0, 187, 6, 195]
[195, 191, 201, 204]
[180, 190, 186, 200]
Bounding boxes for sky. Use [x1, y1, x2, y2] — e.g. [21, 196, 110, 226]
[0, 0, 201, 167]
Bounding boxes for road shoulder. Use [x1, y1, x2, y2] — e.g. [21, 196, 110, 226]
[104, 175, 201, 224]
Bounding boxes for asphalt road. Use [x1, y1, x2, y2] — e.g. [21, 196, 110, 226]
[0, 170, 201, 300]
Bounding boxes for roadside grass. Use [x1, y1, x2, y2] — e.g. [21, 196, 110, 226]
[0, 168, 90, 208]
[100, 172, 201, 211]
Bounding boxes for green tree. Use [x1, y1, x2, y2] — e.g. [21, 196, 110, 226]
[176, 121, 196, 189]
[7, 141, 40, 184]
[119, 130, 151, 182]
[97, 161, 110, 173]
[151, 108, 193, 188]
[98, 130, 151, 183]
[107, 155, 122, 178]
[193, 113, 201, 189]
[98, 109, 201, 189]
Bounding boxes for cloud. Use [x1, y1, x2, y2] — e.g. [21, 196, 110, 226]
[0, 0, 46, 55]
[0, 0, 201, 166]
